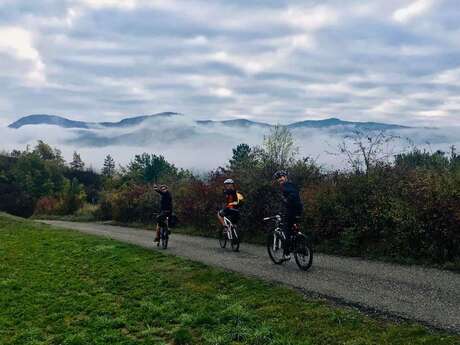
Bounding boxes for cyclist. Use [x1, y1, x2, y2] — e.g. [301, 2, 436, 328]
[273, 170, 303, 260]
[217, 179, 241, 231]
[153, 184, 173, 243]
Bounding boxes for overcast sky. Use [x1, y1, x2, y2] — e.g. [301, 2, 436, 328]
[1, 0, 459, 127]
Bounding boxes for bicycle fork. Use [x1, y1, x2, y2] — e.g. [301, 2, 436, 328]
[273, 229, 284, 251]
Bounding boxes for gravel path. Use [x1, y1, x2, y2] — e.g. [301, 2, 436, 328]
[42, 220, 460, 332]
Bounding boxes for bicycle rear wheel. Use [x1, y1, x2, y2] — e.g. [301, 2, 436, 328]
[231, 227, 240, 252]
[267, 230, 284, 264]
[294, 234, 313, 271]
[219, 229, 227, 248]
[161, 228, 169, 249]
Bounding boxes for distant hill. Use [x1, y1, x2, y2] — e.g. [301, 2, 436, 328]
[197, 118, 271, 128]
[287, 117, 409, 130]
[8, 113, 410, 131]
[8, 112, 181, 129]
[8, 114, 91, 129]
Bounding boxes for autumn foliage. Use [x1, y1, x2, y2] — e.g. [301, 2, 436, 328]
[1, 131, 459, 266]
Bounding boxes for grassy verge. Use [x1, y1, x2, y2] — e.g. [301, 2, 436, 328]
[3, 214, 458, 344]
[32, 213, 97, 222]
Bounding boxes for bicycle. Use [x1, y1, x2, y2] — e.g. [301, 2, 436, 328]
[157, 216, 169, 249]
[219, 215, 240, 252]
[263, 215, 313, 271]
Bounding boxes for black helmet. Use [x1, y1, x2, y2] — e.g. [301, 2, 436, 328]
[273, 170, 288, 180]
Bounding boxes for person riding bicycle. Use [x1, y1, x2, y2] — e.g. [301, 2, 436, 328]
[217, 179, 242, 231]
[153, 184, 173, 243]
[273, 170, 303, 260]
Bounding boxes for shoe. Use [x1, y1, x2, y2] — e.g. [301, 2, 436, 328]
[282, 254, 291, 261]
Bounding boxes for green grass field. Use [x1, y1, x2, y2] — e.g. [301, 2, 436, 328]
[1, 213, 458, 345]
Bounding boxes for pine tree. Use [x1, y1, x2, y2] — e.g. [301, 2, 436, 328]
[70, 151, 85, 171]
[33, 140, 56, 161]
[229, 143, 252, 171]
[102, 154, 116, 177]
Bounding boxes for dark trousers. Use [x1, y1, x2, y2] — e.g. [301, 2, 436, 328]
[157, 210, 172, 228]
[283, 212, 300, 255]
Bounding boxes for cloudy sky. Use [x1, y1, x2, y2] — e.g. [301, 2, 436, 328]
[1, 0, 460, 127]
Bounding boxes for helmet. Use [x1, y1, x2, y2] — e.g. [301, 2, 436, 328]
[272, 170, 287, 180]
[223, 178, 234, 184]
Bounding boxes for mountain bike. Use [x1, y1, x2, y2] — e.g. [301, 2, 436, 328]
[263, 215, 313, 271]
[219, 215, 240, 252]
[157, 216, 169, 249]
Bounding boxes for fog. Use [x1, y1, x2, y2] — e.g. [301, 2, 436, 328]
[2, 116, 460, 172]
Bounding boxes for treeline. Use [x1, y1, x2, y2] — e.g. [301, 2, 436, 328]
[1, 127, 459, 267]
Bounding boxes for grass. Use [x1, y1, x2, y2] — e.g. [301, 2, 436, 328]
[2, 213, 458, 345]
[32, 204, 99, 223]
[32, 213, 97, 222]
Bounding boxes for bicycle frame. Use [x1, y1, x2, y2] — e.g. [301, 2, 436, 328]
[264, 214, 313, 270]
[223, 216, 237, 240]
[264, 215, 306, 250]
[160, 216, 169, 232]
[158, 216, 170, 249]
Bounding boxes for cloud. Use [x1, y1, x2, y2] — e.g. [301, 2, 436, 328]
[2, 117, 460, 172]
[0, 26, 46, 85]
[0, 0, 459, 130]
[393, 0, 434, 23]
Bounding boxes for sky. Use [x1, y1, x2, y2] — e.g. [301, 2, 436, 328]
[1, 0, 460, 128]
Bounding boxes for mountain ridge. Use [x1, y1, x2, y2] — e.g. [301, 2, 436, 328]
[8, 113, 410, 130]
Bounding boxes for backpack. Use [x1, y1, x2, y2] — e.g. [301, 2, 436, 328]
[168, 214, 179, 228]
[236, 192, 245, 206]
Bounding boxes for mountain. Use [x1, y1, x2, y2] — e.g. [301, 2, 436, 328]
[288, 117, 409, 130]
[197, 118, 271, 128]
[8, 114, 91, 129]
[8, 112, 181, 129]
[99, 112, 180, 128]
[8, 113, 410, 131]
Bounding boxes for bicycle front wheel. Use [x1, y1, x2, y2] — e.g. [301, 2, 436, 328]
[267, 230, 284, 264]
[294, 234, 313, 271]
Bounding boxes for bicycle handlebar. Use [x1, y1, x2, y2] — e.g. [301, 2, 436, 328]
[263, 215, 281, 221]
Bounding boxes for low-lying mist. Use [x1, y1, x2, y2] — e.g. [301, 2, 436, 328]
[3, 116, 460, 172]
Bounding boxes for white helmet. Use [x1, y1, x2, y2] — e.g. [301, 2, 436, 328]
[224, 178, 234, 184]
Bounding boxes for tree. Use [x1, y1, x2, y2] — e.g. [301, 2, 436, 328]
[228, 144, 252, 171]
[11, 152, 66, 199]
[70, 151, 85, 171]
[256, 125, 299, 173]
[337, 130, 398, 173]
[102, 154, 116, 178]
[33, 140, 56, 161]
[60, 177, 86, 214]
[127, 153, 177, 183]
[53, 148, 66, 166]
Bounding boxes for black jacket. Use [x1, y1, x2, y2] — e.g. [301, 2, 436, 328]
[155, 189, 173, 212]
[281, 181, 302, 216]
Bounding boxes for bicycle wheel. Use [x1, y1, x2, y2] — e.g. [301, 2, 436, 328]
[294, 234, 313, 271]
[161, 228, 169, 249]
[231, 227, 240, 252]
[219, 229, 227, 248]
[267, 230, 284, 264]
